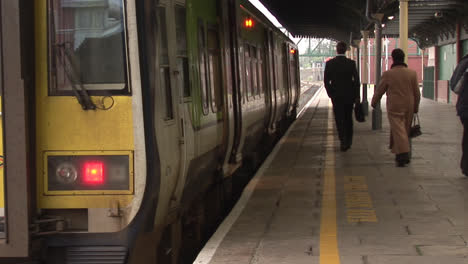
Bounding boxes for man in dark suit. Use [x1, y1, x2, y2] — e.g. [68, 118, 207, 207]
[324, 41, 360, 151]
[450, 54, 468, 176]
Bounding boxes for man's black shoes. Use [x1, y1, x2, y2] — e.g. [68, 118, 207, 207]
[340, 144, 351, 152]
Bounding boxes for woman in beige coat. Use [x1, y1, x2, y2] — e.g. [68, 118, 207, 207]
[371, 49, 421, 167]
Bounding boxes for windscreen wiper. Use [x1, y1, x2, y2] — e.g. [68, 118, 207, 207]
[57, 43, 96, 110]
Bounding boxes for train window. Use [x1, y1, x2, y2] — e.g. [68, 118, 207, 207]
[282, 45, 289, 94]
[47, 0, 129, 95]
[251, 46, 258, 98]
[157, 7, 174, 120]
[207, 27, 223, 112]
[257, 47, 264, 95]
[244, 43, 251, 100]
[175, 6, 190, 98]
[276, 53, 283, 96]
[198, 21, 209, 114]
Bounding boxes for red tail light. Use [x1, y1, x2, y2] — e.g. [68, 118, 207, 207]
[83, 162, 104, 185]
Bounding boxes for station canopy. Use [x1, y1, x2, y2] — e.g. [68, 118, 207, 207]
[258, 0, 468, 48]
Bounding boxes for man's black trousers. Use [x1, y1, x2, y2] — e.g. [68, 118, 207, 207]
[331, 99, 354, 148]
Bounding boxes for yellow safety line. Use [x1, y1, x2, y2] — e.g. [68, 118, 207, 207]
[319, 100, 341, 264]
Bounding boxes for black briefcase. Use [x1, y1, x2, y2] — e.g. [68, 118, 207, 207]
[354, 102, 365, 122]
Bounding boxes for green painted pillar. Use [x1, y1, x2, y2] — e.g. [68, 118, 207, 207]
[399, 0, 409, 63]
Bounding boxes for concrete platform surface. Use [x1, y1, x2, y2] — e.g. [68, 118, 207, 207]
[194, 88, 468, 264]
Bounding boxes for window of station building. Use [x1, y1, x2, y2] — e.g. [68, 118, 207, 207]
[198, 21, 209, 115]
[175, 6, 190, 98]
[157, 6, 174, 120]
[47, 0, 129, 95]
[207, 27, 223, 112]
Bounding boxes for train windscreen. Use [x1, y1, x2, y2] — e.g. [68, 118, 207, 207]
[48, 0, 129, 95]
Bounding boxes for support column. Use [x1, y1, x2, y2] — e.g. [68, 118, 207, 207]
[372, 14, 384, 130]
[361, 31, 369, 115]
[385, 37, 389, 71]
[353, 40, 362, 113]
[399, 0, 409, 63]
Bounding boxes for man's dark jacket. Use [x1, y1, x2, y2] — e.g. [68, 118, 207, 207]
[324, 55, 360, 103]
[451, 54, 468, 119]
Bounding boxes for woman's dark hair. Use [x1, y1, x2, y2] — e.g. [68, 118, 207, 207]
[336, 41, 347, 54]
[391, 48, 405, 62]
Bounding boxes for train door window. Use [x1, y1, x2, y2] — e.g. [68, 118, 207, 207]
[207, 27, 222, 112]
[198, 21, 209, 114]
[276, 53, 283, 97]
[157, 6, 174, 120]
[251, 45, 258, 99]
[244, 43, 251, 100]
[175, 5, 190, 98]
[257, 47, 264, 96]
[282, 45, 288, 95]
[47, 0, 129, 95]
[290, 49, 298, 100]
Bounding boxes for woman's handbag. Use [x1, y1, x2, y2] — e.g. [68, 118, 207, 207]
[410, 114, 422, 138]
[354, 102, 365, 122]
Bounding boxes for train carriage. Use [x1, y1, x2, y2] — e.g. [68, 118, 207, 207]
[0, 0, 300, 263]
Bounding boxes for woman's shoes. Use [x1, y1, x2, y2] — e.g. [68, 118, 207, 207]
[396, 160, 407, 167]
[395, 153, 410, 167]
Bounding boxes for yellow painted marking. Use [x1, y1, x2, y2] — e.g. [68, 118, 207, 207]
[343, 176, 378, 223]
[345, 192, 373, 208]
[344, 176, 366, 183]
[347, 209, 378, 223]
[320, 101, 340, 264]
[344, 183, 368, 191]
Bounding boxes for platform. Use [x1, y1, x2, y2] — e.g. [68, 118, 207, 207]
[194, 88, 468, 264]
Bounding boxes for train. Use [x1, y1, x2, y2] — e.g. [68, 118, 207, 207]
[0, 0, 300, 263]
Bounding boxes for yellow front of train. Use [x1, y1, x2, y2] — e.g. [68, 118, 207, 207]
[35, 0, 146, 241]
[0, 99, 3, 227]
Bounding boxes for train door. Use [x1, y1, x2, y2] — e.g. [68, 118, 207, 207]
[289, 45, 300, 115]
[283, 43, 292, 116]
[0, 1, 29, 257]
[154, 0, 188, 222]
[266, 30, 277, 133]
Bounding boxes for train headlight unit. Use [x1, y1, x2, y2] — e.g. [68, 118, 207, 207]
[55, 162, 77, 184]
[47, 154, 131, 192]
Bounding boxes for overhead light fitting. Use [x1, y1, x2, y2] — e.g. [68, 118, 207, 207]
[388, 16, 394, 20]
